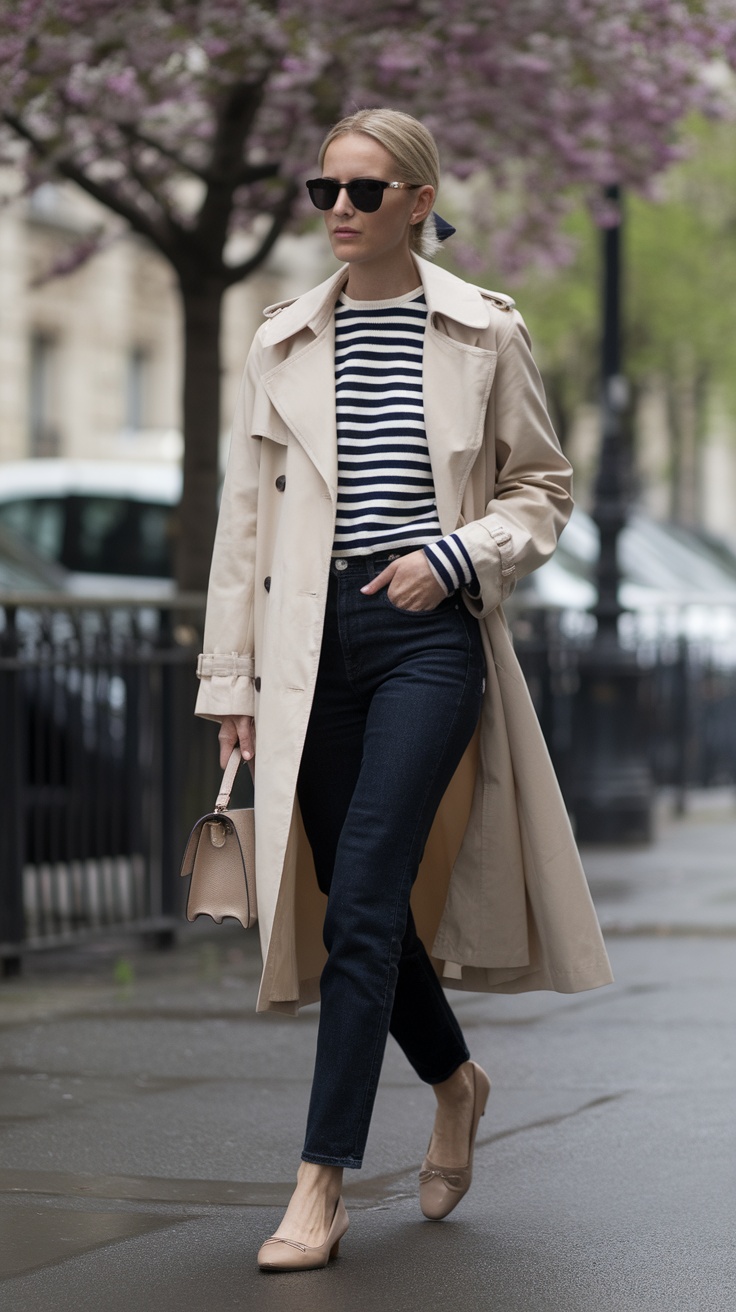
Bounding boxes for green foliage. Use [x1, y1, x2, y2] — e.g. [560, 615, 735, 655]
[442, 205, 600, 446]
[505, 210, 600, 443]
[626, 116, 736, 415]
[446, 115, 736, 454]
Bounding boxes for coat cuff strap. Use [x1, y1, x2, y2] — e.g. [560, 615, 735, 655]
[488, 525, 516, 599]
[197, 652, 255, 679]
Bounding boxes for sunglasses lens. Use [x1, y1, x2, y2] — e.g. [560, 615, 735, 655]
[348, 180, 385, 212]
[306, 178, 389, 212]
[306, 180, 338, 210]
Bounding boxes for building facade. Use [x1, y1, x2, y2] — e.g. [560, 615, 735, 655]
[0, 178, 327, 469]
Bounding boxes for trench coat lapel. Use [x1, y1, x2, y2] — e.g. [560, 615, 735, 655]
[258, 265, 348, 499]
[262, 322, 338, 499]
[423, 327, 497, 533]
[418, 257, 498, 532]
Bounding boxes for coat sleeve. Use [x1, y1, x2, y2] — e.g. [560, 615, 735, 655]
[194, 335, 263, 723]
[453, 312, 573, 621]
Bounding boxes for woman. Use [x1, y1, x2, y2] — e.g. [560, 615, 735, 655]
[195, 108, 612, 1271]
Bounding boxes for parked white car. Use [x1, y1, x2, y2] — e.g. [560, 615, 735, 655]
[0, 460, 181, 595]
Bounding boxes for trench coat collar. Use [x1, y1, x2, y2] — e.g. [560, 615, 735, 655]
[261, 256, 498, 518]
[260, 254, 493, 347]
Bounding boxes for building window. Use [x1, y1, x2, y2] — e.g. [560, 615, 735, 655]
[28, 331, 61, 457]
[125, 346, 149, 433]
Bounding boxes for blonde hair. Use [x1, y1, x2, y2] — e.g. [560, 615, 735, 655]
[318, 108, 441, 259]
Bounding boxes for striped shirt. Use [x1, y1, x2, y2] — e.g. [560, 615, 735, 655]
[332, 288, 479, 594]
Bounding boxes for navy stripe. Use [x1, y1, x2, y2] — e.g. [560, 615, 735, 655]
[423, 533, 480, 596]
[436, 538, 464, 588]
[424, 550, 454, 593]
[333, 292, 438, 556]
[332, 292, 477, 588]
[449, 531, 480, 591]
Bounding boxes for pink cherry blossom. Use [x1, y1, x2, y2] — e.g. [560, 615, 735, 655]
[1, 0, 734, 587]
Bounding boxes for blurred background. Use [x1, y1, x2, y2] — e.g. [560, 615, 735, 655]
[2, 4, 736, 966]
[3, 11, 736, 1307]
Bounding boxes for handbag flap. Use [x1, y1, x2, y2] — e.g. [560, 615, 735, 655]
[180, 814, 211, 880]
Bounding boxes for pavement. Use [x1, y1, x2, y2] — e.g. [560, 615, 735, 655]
[1, 790, 735, 1312]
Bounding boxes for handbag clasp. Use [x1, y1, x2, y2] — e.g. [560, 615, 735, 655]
[207, 819, 228, 848]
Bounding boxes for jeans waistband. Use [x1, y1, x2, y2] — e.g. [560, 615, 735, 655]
[329, 546, 419, 578]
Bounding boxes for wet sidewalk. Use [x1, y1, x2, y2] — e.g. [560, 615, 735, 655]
[1, 794, 735, 1311]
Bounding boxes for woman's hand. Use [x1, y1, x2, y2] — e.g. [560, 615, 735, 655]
[360, 550, 448, 612]
[218, 715, 256, 769]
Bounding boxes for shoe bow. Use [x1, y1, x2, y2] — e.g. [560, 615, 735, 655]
[260, 1237, 308, 1252]
[418, 1167, 464, 1190]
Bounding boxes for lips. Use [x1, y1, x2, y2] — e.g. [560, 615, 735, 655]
[332, 227, 360, 237]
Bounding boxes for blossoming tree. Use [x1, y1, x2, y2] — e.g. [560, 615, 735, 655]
[1, 1, 732, 588]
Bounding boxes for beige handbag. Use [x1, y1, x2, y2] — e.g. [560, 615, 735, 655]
[179, 747, 256, 928]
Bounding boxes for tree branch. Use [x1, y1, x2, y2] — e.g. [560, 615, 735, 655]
[234, 162, 281, 186]
[124, 151, 174, 225]
[117, 122, 278, 188]
[195, 80, 268, 250]
[3, 111, 182, 261]
[117, 122, 211, 183]
[222, 182, 298, 287]
[57, 158, 179, 259]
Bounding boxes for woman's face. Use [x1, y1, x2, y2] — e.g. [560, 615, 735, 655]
[320, 133, 434, 271]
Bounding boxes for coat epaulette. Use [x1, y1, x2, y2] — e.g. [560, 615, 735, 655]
[477, 288, 516, 312]
[263, 297, 298, 319]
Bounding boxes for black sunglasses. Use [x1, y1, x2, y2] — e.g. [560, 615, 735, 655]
[305, 177, 421, 213]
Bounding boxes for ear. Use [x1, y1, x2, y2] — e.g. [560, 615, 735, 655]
[410, 184, 436, 226]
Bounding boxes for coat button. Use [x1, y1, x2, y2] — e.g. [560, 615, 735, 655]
[275, 475, 286, 491]
[264, 576, 271, 592]
[254, 676, 261, 692]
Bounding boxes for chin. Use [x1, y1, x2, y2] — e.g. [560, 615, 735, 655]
[332, 238, 364, 256]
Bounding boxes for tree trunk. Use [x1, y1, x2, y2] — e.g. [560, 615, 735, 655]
[176, 275, 226, 592]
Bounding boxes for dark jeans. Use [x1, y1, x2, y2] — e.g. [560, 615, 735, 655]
[296, 551, 486, 1168]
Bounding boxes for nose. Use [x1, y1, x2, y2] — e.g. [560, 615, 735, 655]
[332, 185, 354, 217]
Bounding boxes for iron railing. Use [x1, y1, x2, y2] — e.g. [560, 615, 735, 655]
[3, 594, 735, 973]
[511, 604, 736, 813]
[0, 593, 250, 975]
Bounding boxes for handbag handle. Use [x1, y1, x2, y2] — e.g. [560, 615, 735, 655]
[214, 746, 244, 812]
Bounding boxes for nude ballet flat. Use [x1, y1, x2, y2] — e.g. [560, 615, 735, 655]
[257, 1197, 349, 1272]
[419, 1061, 491, 1220]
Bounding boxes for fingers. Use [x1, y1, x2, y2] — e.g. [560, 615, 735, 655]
[360, 561, 397, 595]
[360, 551, 446, 611]
[218, 715, 255, 768]
[239, 717, 256, 761]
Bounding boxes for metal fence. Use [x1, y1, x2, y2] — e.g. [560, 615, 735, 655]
[0, 593, 245, 975]
[511, 604, 736, 811]
[3, 594, 736, 973]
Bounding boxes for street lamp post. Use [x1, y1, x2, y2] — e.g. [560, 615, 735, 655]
[570, 185, 654, 844]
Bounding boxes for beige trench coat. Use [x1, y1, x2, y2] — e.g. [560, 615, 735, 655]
[195, 255, 613, 1013]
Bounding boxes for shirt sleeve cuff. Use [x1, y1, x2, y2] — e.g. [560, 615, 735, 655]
[423, 533, 480, 595]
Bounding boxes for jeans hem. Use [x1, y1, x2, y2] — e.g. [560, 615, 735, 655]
[301, 1150, 363, 1170]
[422, 1049, 471, 1086]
